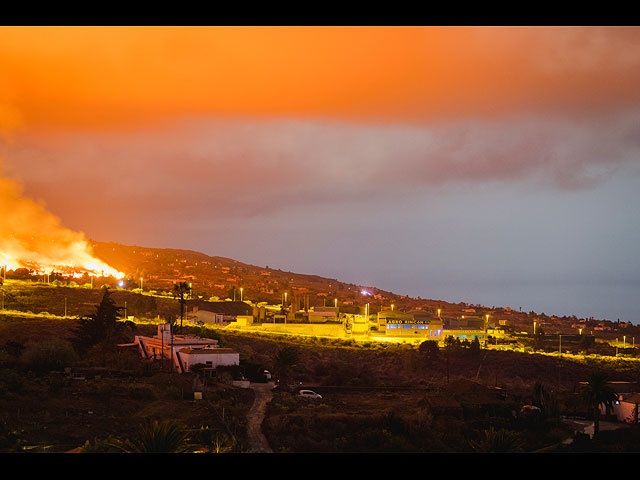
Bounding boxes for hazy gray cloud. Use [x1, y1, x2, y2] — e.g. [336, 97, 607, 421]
[3, 110, 640, 228]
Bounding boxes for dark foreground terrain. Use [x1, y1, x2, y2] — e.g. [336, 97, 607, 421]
[2, 307, 640, 452]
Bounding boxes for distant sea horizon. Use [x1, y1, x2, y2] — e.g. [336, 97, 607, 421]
[411, 281, 640, 325]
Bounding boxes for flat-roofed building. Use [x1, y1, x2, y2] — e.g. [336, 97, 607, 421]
[134, 324, 239, 373]
[175, 348, 240, 374]
[378, 310, 444, 340]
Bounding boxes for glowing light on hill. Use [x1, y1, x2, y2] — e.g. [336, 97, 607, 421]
[0, 174, 125, 280]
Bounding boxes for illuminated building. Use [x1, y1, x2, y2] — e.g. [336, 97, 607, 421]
[442, 316, 487, 342]
[175, 347, 240, 374]
[134, 324, 239, 373]
[377, 310, 444, 340]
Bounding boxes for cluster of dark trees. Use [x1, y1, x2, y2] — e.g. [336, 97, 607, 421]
[72, 288, 136, 353]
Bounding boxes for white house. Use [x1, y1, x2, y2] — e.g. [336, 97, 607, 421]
[174, 347, 240, 373]
[134, 324, 239, 373]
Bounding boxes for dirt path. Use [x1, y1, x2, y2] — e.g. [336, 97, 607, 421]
[246, 382, 274, 453]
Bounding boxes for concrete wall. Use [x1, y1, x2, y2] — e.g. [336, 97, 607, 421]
[235, 315, 254, 326]
[254, 322, 346, 337]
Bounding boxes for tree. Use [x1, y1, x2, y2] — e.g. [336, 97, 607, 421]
[173, 281, 190, 330]
[73, 288, 135, 353]
[469, 336, 481, 355]
[532, 382, 559, 420]
[533, 326, 545, 350]
[272, 345, 300, 385]
[418, 340, 440, 363]
[581, 371, 618, 438]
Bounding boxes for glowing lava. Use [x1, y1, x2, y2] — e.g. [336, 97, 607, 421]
[0, 174, 124, 280]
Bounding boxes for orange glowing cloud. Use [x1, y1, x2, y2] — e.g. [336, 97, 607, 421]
[1, 26, 640, 129]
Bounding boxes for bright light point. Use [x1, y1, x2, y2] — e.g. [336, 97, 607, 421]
[119, 281, 124, 287]
[361, 290, 370, 295]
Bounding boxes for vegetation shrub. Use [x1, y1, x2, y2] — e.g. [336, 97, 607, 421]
[0, 421, 27, 452]
[264, 411, 457, 453]
[80, 437, 122, 453]
[1, 341, 25, 359]
[128, 385, 156, 400]
[0, 369, 23, 394]
[47, 374, 72, 393]
[192, 426, 233, 453]
[163, 384, 184, 400]
[21, 339, 77, 373]
[108, 419, 194, 453]
[470, 427, 524, 453]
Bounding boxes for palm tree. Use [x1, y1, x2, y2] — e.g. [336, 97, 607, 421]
[581, 371, 618, 438]
[532, 382, 559, 420]
[173, 281, 190, 330]
[109, 419, 194, 453]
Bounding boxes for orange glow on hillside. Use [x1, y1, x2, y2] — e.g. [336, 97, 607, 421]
[0, 174, 124, 279]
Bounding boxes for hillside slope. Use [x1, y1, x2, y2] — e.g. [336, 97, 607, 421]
[87, 241, 620, 336]
[91, 241, 429, 312]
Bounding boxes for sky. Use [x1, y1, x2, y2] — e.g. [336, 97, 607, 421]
[1, 26, 640, 321]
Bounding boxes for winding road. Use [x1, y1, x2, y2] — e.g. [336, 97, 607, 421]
[246, 382, 275, 453]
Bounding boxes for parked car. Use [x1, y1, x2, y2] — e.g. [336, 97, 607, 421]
[299, 389, 322, 399]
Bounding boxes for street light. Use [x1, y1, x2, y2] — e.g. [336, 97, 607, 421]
[240, 287, 243, 302]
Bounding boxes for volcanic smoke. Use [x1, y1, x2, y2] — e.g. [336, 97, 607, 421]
[0, 168, 124, 279]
